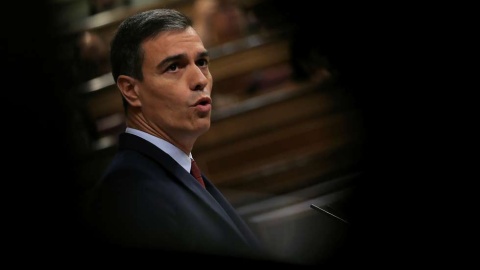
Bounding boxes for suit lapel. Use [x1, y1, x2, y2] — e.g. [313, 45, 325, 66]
[118, 133, 252, 244]
[203, 177, 261, 247]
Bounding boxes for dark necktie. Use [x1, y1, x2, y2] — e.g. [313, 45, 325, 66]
[190, 159, 206, 188]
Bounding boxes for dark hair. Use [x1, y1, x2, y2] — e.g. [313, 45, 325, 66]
[110, 9, 193, 112]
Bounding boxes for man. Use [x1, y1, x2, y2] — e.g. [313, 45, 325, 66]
[85, 8, 262, 260]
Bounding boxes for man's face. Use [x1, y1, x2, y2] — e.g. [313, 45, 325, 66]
[136, 27, 213, 143]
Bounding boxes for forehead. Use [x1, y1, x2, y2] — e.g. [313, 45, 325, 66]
[141, 27, 205, 59]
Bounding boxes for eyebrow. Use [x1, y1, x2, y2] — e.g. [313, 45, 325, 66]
[157, 50, 210, 70]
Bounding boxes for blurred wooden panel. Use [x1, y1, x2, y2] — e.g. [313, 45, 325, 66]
[197, 110, 363, 184]
[212, 62, 292, 97]
[209, 39, 290, 81]
[194, 82, 365, 205]
[195, 82, 336, 151]
[84, 84, 123, 120]
[205, 111, 357, 174]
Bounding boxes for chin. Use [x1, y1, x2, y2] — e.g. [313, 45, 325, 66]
[194, 119, 211, 135]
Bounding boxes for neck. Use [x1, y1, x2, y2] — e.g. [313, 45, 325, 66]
[126, 112, 196, 155]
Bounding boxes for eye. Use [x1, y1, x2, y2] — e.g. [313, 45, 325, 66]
[196, 59, 209, 67]
[166, 64, 178, 72]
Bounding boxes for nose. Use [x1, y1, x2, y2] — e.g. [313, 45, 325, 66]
[189, 66, 209, 91]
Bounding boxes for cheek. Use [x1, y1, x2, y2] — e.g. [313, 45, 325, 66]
[140, 80, 190, 115]
[148, 91, 188, 120]
[142, 81, 171, 104]
[139, 85, 168, 116]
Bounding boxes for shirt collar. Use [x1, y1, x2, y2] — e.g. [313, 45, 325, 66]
[125, 127, 192, 172]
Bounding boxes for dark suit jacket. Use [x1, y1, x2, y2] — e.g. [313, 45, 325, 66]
[85, 133, 262, 259]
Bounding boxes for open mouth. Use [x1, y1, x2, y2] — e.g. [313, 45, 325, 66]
[194, 97, 212, 106]
[193, 97, 212, 113]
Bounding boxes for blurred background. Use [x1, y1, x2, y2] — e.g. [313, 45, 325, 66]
[4, 0, 397, 266]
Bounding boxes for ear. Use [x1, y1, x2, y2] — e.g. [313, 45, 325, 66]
[117, 75, 142, 107]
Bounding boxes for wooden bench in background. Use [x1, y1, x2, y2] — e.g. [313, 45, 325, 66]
[195, 80, 365, 207]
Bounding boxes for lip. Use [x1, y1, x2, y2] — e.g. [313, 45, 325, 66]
[193, 96, 212, 106]
[192, 96, 212, 112]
